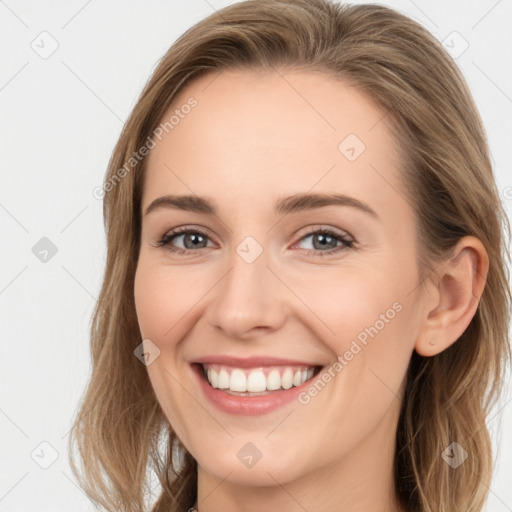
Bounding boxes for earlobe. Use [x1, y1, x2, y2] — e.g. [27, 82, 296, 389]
[414, 236, 489, 357]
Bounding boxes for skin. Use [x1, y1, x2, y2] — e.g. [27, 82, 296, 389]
[133, 69, 489, 512]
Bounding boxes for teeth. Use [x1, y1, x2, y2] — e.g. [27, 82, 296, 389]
[218, 368, 230, 389]
[203, 364, 317, 393]
[230, 369, 247, 392]
[267, 369, 281, 391]
[281, 368, 293, 389]
[247, 369, 267, 392]
[208, 368, 218, 388]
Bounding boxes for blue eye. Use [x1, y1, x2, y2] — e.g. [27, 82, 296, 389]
[294, 228, 354, 256]
[155, 226, 354, 257]
[156, 227, 212, 255]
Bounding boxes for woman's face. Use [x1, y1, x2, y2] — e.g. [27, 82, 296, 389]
[134, 69, 427, 490]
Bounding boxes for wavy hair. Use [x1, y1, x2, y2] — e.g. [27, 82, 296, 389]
[67, 1, 511, 511]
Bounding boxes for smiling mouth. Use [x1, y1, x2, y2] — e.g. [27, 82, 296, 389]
[196, 363, 323, 396]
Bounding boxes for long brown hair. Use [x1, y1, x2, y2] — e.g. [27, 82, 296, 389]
[67, 1, 511, 511]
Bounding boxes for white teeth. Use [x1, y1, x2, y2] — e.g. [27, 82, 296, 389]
[247, 369, 267, 392]
[267, 369, 281, 391]
[203, 364, 317, 393]
[281, 368, 293, 389]
[208, 368, 218, 388]
[218, 368, 230, 389]
[230, 369, 247, 392]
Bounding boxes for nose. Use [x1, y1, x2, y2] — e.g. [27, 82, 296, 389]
[206, 249, 288, 341]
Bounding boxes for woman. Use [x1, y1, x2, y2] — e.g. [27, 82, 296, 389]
[68, 1, 511, 511]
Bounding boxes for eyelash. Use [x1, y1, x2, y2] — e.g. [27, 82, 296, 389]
[154, 225, 354, 258]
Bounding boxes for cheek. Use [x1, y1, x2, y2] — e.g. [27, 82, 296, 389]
[293, 264, 414, 414]
[134, 259, 208, 341]
[133, 260, 204, 442]
[288, 264, 406, 352]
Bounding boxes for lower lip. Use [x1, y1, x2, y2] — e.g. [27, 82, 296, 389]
[191, 364, 319, 416]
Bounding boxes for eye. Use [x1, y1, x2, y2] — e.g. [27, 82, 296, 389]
[155, 227, 214, 255]
[293, 227, 354, 257]
[154, 225, 354, 257]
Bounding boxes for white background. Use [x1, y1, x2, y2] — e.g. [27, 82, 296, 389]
[0, 1, 511, 510]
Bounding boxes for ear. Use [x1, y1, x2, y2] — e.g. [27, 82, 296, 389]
[415, 236, 489, 357]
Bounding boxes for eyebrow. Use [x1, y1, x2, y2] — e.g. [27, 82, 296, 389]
[143, 193, 378, 218]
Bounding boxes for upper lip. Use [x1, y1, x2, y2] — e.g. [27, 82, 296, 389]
[191, 355, 323, 368]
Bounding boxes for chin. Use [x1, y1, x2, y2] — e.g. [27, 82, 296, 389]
[190, 435, 316, 487]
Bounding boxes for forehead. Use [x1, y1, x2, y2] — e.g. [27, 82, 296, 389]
[143, 69, 405, 217]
